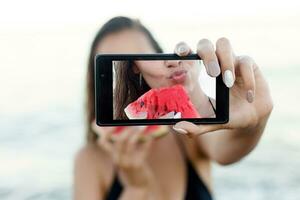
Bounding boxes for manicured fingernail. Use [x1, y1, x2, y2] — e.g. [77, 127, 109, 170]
[172, 126, 188, 134]
[247, 90, 254, 103]
[178, 45, 188, 54]
[207, 61, 221, 77]
[224, 70, 234, 88]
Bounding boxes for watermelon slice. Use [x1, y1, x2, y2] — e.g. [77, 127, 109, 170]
[124, 84, 201, 119]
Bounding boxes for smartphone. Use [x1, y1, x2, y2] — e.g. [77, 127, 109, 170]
[95, 53, 229, 126]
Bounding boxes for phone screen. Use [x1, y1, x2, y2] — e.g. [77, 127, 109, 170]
[112, 59, 216, 120]
[95, 54, 228, 126]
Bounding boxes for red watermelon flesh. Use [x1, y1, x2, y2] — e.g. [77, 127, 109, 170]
[124, 84, 201, 119]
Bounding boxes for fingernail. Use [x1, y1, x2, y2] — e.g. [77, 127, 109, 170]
[224, 70, 234, 88]
[178, 45, 188, 54]
[246, 90, 254, 103]
[207, 61, 221, 77]
[172, 126, 188, 134]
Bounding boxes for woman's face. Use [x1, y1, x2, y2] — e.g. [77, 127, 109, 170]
[96, 29, 200, 93]
[134, 60, 200, 93]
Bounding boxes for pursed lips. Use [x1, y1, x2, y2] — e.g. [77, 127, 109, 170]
[168, 69, 187, 79]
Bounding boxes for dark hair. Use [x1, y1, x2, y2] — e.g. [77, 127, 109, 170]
[86, 16, 163, 142]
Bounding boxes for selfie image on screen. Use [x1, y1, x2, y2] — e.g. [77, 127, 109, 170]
[112, 59, 216, 120]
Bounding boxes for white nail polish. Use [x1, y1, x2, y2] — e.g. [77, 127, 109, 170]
[172, 126, 188, 134]
[178, 45, 187, 54]
[224, 70, 234, 88]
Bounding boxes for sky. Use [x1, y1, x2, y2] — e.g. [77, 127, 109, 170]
[0, 0, 299, 114]
[0, 0, 299, 26]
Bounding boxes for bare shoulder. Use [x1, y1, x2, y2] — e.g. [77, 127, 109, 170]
[74, 142, 114, 200]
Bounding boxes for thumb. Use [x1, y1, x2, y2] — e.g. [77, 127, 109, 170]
[172, 121, 225, 136]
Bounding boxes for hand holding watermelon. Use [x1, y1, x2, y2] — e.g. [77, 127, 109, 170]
[91, 121, 161, 189]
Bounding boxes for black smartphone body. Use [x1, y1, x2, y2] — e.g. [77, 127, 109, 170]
[95, 53, 229, 126]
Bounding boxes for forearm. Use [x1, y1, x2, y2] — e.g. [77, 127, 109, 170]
[199, 114, 271, 165]
[120, 184, 164, 200]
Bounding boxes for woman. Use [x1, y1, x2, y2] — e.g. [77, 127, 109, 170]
[74, 16, 273, 200]
[113, 58, 216, 120]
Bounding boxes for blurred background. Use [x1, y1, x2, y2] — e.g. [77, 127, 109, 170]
[0, 0, 299, 199]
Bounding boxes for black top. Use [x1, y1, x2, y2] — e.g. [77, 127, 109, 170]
[105, 96, 215, 200]
[105, 138, 213, 200]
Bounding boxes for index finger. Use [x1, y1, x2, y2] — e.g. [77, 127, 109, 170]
[197, 39, 221, 77]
